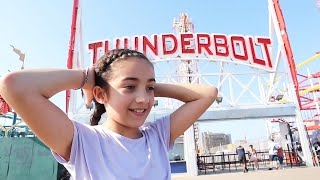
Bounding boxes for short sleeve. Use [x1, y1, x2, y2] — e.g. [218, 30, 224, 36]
[51, 120, 90, 165]
[148, 115, 174, 151]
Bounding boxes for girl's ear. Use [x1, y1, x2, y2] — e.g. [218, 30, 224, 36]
[92, 86, 108, 104]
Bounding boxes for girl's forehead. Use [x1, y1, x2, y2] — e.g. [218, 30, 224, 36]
[110, 58, 155, 81]
[113, 57, 152, 69]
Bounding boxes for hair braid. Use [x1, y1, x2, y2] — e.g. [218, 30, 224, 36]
[90, 100, 106, 126]
[89, 49, 152, 126]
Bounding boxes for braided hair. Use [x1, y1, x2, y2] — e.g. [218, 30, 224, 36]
[90, 49, 152, 126]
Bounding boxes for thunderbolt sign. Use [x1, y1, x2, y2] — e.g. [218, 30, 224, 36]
[88, 33, 273, 70]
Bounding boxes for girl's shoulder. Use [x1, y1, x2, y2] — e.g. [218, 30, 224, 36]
[71, 120, 109, 139]
[140, 115, 170, 131]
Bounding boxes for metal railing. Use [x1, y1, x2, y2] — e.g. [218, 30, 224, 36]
[197, 150, 303, 174]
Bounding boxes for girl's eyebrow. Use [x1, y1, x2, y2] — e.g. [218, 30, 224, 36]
[121, 77, 156, 82]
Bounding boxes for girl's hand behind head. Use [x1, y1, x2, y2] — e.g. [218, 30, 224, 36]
[82, 66, 95, 108]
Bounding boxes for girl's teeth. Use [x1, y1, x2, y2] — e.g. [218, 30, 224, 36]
[134, 109, 144, 113]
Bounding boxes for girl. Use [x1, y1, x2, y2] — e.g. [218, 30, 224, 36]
[248, 145, 259, 170]
[0, 49, 218, 180]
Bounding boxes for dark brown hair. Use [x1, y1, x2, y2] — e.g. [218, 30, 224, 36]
[90, 49, 152, 126]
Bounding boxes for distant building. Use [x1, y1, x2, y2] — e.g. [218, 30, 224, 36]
[200, 132, 232, 153]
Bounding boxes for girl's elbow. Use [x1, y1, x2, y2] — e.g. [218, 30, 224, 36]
[0, 73, 21, 95]
[207, 86, 218, 100]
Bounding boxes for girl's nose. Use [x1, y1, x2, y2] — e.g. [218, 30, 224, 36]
[136, 91, 149, 104]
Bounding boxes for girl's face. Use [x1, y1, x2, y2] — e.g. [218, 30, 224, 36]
[105, 57, 155, 129]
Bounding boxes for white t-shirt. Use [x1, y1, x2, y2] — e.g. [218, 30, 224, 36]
[52, 115, 173, 180]
[268, 141, 279, 155]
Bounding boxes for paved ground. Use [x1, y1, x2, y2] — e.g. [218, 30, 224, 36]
[172, 167, 319, 180]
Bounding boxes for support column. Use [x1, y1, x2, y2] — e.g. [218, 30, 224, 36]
[293, 113, 313, 167]
[184, 124, 198, 176]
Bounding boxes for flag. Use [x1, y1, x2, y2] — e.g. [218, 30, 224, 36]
[10, 45, 25, 62]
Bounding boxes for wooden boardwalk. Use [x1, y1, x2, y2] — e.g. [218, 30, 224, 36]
[172, 167, 319, 180]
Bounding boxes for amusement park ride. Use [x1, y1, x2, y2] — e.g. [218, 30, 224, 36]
[0, 0, 319, 176]
[295, 0, 320, 139]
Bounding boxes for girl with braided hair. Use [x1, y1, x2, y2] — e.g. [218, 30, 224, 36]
[0, 49, 218, 179]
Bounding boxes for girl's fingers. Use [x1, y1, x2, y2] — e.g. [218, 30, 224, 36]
[82, 66, 95, 109]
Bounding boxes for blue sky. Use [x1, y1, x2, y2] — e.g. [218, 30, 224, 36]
[0, 0, 319, 141]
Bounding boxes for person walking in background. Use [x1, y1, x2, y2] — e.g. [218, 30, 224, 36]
[248, 145, 259, 170]
[277, 144, 284, 169]
[236, 145, 248, 173]
[268, 138, 279, 170]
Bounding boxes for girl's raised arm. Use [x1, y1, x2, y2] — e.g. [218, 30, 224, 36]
[0, 69, 93, 160]
[155, 83, 218, 145]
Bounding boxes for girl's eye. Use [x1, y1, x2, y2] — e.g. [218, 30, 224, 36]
[147, 86, 155, 91]
[125, 85, 135, 89]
